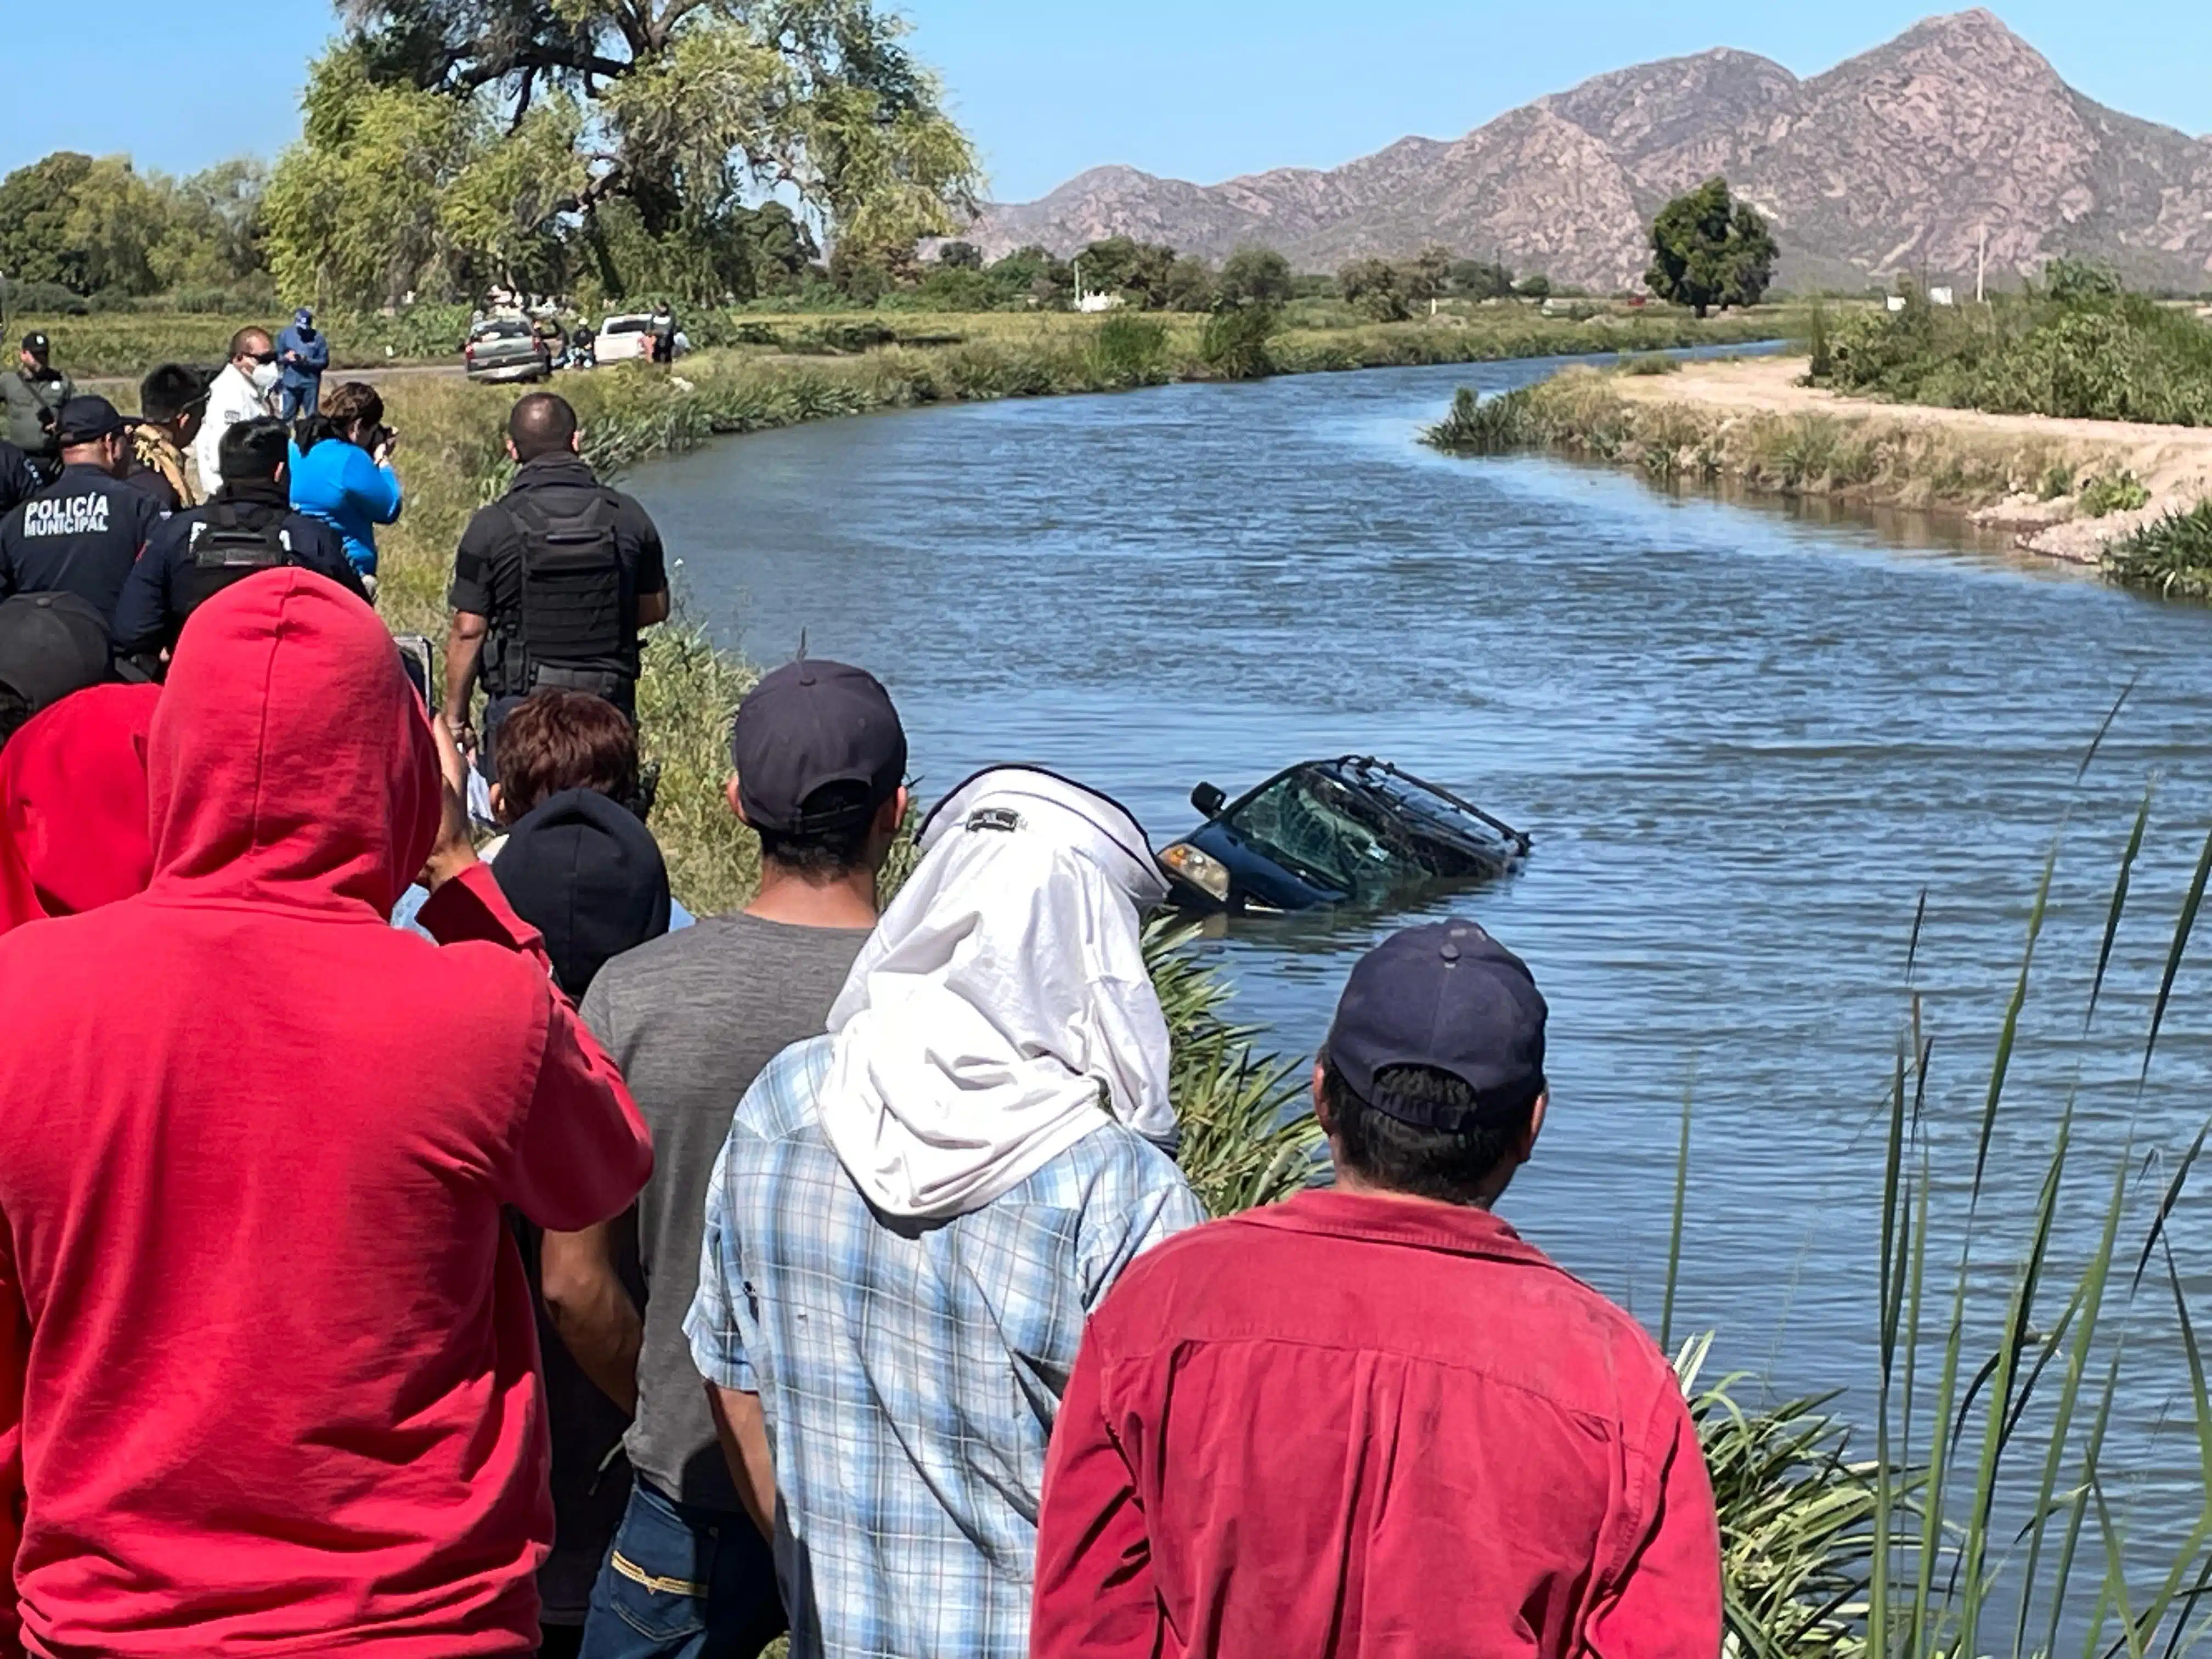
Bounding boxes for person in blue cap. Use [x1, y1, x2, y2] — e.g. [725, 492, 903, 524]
[276, 307, 330, 423]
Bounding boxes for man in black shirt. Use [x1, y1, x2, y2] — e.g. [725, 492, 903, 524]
[0, 398, 163, 624]
[442, 392, 670, 770]
[111, 417, 363, 663]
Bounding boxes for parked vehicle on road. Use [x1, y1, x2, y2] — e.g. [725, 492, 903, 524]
[1157, 756, 1530, 915]
[592, 314, 658, 365]
[462, 318, 552, 384]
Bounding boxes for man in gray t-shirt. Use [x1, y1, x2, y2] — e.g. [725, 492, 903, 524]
[550, 659, 910, 1659]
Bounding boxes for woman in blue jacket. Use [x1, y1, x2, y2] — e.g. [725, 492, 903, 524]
[289, 381, 402, 591]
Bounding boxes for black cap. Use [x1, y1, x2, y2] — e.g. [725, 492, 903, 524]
[0, 591, 113, 711]
[20, 331, 47, 358]
[490, 788, 672, 998]
[730, 658, 906, 834]
[1324, 919, 1548, 1130]
[54, 396, 125, 445]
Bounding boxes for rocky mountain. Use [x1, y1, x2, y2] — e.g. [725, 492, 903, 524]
[964, 11, 2212, 294]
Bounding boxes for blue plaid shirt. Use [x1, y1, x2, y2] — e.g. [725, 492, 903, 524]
[686, 1034, 1205, 1659]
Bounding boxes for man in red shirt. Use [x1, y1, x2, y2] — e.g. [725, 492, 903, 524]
[1031, 919, 1722, 1659]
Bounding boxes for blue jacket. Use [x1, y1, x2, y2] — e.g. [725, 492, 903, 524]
[276, 323, 329, 391]
[289, 437, 402, 575]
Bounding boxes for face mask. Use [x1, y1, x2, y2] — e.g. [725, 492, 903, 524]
[250, 359, 280, 393]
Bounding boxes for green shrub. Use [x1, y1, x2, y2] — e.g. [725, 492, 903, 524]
[1616, 352, 1683, 376]
[2078, 470, 2151, 516]
[2103, 498, 2212, 597]
[1423, 386, 1543, 453]
[1198, 303, 1280, 380]
[1087, 312, 1171, 387]
[2038, 460, 2077, 500]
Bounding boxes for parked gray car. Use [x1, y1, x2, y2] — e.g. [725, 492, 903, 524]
[462, 318, 552, 384]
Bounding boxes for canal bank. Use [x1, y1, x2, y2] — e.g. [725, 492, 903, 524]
[1432, 352, 2212, 568]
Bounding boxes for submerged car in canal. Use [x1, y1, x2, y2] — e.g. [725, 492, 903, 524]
[1157, 757, 1531, 915]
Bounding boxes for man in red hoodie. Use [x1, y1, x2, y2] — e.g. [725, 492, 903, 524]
[1031, 919, 1722, 1659]
[0, 569, 654, 1658]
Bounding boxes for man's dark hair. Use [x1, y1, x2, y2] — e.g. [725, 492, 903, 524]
[139, 364, 207, 425]
[1321, 1057, 1537, 1206]
[0, 682, 31, 750]
[218, 417, 291, 484]
[493, 689, 639, 821]
[228, 326, 272, 362]
[509, 392, 579, 462]
[756, 781, 879, 879]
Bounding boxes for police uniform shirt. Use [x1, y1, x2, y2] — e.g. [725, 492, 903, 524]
[0, 462, 165, 621]
[110, 499, 364, 658]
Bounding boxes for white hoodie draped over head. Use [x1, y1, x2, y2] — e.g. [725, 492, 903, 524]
[817, 766, 1176, 1220]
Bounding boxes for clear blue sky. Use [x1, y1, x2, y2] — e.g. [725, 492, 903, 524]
[3, 1, 2204, 202]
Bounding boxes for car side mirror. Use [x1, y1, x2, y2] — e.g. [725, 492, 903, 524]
[1191, 782, 1227, 819]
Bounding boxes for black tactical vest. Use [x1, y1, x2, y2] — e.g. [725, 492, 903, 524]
[495, 491, 628, 698]
[182, 505, 297, 615]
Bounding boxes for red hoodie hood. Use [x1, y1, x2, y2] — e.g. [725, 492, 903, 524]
[147, 569, 437, 917]
[0, 683, 162, 934]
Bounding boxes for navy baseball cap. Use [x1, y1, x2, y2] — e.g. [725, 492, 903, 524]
[730, 658, 906, 834]
[19, 331, 47, 357]
[55, 396, 125, 445]
[1324, 919, 1549, 1130]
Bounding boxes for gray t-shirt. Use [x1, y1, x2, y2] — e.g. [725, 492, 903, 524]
[580, 911, 871, 1510]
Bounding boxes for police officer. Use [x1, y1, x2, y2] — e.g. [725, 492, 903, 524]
[0, 433, 35, 519]
[442, 392, 670, 772]
[2, 332, 76, 482]
[111, 416, 364, 664]
[0, 397, 163, 624]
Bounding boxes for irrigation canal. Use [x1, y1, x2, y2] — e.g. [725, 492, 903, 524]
[633, 352, 2212, 1546]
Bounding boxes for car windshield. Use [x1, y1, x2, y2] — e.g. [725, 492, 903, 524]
[475, 321, 529, 340]
[1227, 761, 1516, 899]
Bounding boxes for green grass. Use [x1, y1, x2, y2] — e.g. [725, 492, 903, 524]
[2079, 471, 2152, 518]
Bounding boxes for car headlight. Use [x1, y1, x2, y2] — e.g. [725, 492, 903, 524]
[1159, 842, 1231, 902]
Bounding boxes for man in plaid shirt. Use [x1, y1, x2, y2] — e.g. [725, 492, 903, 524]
[685, 768, 1204, 1659]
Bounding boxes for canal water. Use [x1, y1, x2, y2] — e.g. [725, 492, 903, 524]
[630, 355, 2212, 1547]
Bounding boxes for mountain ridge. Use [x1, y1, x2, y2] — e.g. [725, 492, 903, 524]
[963, 11, 2212, 294]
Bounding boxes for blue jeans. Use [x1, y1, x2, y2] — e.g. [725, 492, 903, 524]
[280, 380, 320, 421]
[579, 1478, 783, 1659]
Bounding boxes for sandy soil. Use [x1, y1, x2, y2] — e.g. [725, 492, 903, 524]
[1610, 355, 2212, 562]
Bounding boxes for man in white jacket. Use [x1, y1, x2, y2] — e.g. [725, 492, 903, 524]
[193, 327, 278, 495]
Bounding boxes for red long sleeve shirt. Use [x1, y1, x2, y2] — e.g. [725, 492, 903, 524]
[1032, 1189, 1722, 1659]
[0, 572, 652, 1658]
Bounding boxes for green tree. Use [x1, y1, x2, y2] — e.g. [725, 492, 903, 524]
[1515, 273, 1550, 301]
[1218, 246, 1292, 306]
[58, 157, 170, 296]
[1162, 255, 1215, 312]
[1400, 244, 1452, 306]
[149, 161, 271, 295]
[266, 50, 484, 307]
[985, 244, 1069, 309]
[1077, 236, 1177, 308]
[0, 153, 97, 291]
[321, 0, 980, 298]
[1449, 257, 1514, 300]
[1338, 256, 1407, 321]
[1645, 176, 1776, 318]
[935, 239, 981, 269]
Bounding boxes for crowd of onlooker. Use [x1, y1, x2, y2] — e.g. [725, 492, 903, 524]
[0, 336, 1725, 1659]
